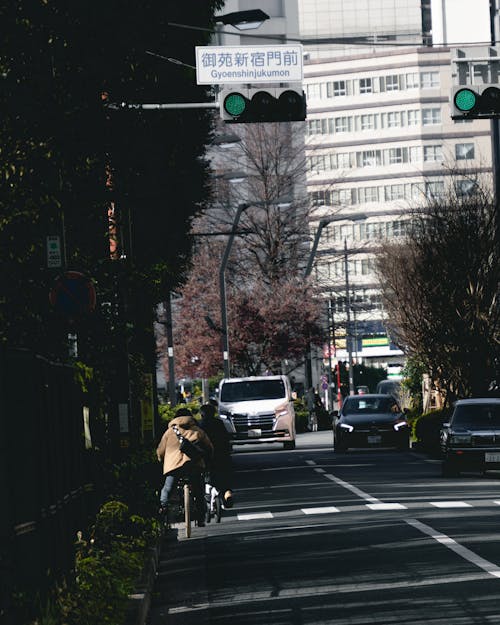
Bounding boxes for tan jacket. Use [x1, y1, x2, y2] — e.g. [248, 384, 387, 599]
[156, 415, 213, 475]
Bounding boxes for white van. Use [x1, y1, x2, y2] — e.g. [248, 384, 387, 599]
[218, 375, 296, 449]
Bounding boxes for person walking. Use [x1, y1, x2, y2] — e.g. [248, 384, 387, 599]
[198, 402, 234, 508]
[156, 407, 213, 526]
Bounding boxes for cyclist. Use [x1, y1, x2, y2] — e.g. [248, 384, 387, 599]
[199, 402, 234, 508]
[157, 407, 213, 526]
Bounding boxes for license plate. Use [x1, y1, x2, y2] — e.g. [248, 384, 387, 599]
[248, 429, 262, 438]
[485, 453, 500, 462]
[367, 435, 382, 444]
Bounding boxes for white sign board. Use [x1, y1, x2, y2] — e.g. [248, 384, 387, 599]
[196, 44, 303, 85]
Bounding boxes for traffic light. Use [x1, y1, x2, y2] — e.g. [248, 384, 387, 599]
[220, 85, 306, 123]
[451, 85, 500, 119]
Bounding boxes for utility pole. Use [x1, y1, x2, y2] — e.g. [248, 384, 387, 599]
[344, 239, 355, 395]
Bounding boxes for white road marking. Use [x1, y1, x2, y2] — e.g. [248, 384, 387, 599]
[324, 473, 381, 504]
[301, 506, 340, 515]
[314, 468, 326, 473]
[237, 512, 273, 520]
[430, 501, 472, 508]
[406, 518, 500, 578]
[367, 503, 407, 510]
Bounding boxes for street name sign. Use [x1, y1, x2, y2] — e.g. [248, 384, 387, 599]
[196, 44, 303, 84]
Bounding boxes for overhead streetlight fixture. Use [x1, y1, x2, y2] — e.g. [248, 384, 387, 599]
[216, 9, 270, 31]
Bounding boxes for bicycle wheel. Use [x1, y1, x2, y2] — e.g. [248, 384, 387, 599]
[215, 495, 222, 523]
[184, 483, 192, 538]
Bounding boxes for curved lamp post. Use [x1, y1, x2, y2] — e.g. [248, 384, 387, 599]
[305, 213, 367, 396]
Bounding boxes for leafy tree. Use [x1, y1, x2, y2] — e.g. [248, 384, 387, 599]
[376, 174, 500, 400]
[159, 239, 324, 378]
[0, 1, 223, 442]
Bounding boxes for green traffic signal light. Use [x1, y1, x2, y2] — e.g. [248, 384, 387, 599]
[223, 92, 247, 118]
[454, 88, 477, 112]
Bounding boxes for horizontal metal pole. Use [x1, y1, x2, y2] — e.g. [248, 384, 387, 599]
[105, 102, 219, 110]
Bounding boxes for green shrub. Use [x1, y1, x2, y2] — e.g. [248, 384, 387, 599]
[294, 398, 309, 433]
[413, 408, 452, 454]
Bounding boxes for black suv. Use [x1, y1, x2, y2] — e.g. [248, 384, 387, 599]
[440, 398, 500, 476]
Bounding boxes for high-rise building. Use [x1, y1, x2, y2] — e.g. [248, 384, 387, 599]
[298, 0, 493, 372]
[214, 0, 495, 379]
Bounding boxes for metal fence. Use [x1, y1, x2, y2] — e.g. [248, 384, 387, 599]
[0, 347, 98, 617]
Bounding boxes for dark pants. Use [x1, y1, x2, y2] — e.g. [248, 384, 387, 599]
[160, 463, 206, 521]
[206, 461, 233, 494]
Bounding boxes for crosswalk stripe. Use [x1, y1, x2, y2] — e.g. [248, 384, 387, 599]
[367, 503, 407, 510]
[301, 506, 340, 514]
[237, 512, 273, 520]
[431, 501, 472, 508]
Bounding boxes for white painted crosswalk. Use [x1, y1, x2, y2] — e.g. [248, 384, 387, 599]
[234, 498, 500, 521]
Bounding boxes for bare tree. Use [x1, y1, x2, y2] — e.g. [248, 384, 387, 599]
[376, 174, 499, 400]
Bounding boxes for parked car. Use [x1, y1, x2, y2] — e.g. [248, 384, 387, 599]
[440, 398, 500, 476]
[333, 394, 410, 452]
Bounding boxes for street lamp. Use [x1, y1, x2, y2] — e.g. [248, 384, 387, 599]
[219, 198, 291, 379]
[220, 202, 249, 379]
[305, 213, 367, 396]
[216, 9, 270, 31]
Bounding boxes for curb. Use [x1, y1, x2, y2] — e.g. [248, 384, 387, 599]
[125, 540, 162, 625]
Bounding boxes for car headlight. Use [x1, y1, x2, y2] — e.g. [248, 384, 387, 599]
[276, 409, 289, 417]
[218, 412, 230, 419]
[393, 421, 409, 431]
[340, 423, 354, 433]
[450, 433, 472, 445]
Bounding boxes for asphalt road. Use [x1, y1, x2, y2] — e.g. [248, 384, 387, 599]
[149, 430, 500, 625]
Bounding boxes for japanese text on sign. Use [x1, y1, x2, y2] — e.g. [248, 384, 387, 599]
[196, 45, 303, 84]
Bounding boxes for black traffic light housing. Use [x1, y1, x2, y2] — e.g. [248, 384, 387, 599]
[451, 84, 500, 119]
[220, 85, 307, 123]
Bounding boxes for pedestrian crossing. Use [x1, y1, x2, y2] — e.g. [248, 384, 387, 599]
[228, 498, 500, 521]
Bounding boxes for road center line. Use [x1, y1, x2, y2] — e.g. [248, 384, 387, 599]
[406, 518, 500, 578]
[324, 473, 381, 504]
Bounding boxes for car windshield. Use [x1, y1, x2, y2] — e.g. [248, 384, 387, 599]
[220, 380, 286, 402]
[452, 404, 500, 428]
[342, 396, 400, 415]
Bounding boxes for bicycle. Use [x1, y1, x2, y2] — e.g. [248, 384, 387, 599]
[204, 479, 223, 524]
[169, 475, 206, 538]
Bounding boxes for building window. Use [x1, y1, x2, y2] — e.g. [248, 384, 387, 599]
[306, 83, 322, 99]
[407, 110, 420, 126]
[421, 71, 439, 88]
[307, 119, 330, 135]
[455, 143, 475, 160]
[423, 145, 443, 162]
[388, 147, 407, 164]
[406, 72, 419, 89]
[422, 108, 442, 125]
[386, 111, 401, 128]
[457, 179, 478, 196]
[328, 80, 347, 97]
[426, 181, 444, 199]
[360, 114, 376, 130]
[385, 184, 405, 201]
[359, 186, 379, 203]
[334, 116, 352, 133]
[385, 74, 400, 91]
[336, 152, 352, 169]
[359, 77, 373, 94]
[359, 150, 382, 167]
